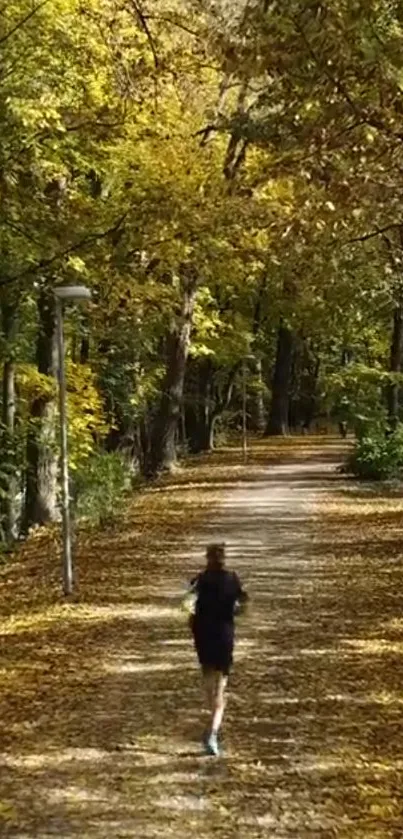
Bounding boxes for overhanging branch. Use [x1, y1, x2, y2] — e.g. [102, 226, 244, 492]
[128, 0, 159, 68]
[0, 213, 129, 288]
[144, 14, 201, 39]
[0, 1, 50, 46]
[347, 222, 403, 244]
[294, 17, 403, 144]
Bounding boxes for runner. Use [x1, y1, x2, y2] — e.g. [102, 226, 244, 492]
[189, 542, 248, 756]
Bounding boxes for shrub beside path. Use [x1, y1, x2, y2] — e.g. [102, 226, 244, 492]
[1, 438, 403, 837]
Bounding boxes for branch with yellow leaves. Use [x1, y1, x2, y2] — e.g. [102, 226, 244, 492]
[0, 0, 50, 46]
[0, 213, 129, 288]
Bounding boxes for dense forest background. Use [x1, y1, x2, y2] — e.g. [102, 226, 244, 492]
[2, 0, 403, 543]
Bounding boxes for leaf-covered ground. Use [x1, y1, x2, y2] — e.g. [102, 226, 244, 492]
[1, 438, 403, 837]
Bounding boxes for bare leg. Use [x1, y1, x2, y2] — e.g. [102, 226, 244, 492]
[202, 669, 216, 731]
[210, 672, 228, 735]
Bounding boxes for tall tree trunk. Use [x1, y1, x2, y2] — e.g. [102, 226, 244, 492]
[80, 315, 90, 364]
[250, 357, 266, 432]
[266, 321, 294, 436]
[186, 361, 239, 453]
[386, 304, 403, 431]
[24, 289, 59, 529]
[80, 336, 90, 364]
[188, 411, 218, 454]
[289, 340, 321, 433]
[302, 356, 321, 431]
[1, 300, 18, 540]
[185, 358, 214, 454]
[189, 410, 221, 454]
[145, 278, 198, 476]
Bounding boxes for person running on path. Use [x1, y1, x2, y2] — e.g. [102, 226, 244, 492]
[189, 542, 248, 756]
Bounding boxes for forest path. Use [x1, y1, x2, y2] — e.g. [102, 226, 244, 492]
[2, 439, 402, 838]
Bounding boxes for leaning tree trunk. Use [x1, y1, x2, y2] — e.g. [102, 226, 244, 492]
[24, 288, 59, 529]
[266, 320, 294, 436]
[386, 303, 403, 431]
[145, 278, 198, 477]
[1, 299, 18, 540]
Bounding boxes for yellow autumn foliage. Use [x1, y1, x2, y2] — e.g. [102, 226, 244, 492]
[16, 362, 109, 470]
[66, 362, 110, 470]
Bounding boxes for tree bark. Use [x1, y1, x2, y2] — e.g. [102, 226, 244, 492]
[186, 361, 239, 453]
[187, 411, 218, 454]
[79, 315, 90, 364]
[386, 304, 403, 431]
[1, 300, 18, 540]
[289, 340, 320, 433]
[24, 288, 59, 529]
[3, 359, 16, 436]
[185, 358, 214, 454]
[266, 321, 294, 436]
[302, 356, 321, 431]
[145, 277, 198, 476]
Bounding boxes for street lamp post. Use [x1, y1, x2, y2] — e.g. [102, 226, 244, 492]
[54, 286, 91, 596]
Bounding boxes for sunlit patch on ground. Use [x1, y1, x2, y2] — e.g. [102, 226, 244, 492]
[103, 660, 193, 674]
[0, 748, 110, 770]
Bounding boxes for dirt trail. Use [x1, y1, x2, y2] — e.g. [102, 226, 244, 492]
[2, 442, 403, 838]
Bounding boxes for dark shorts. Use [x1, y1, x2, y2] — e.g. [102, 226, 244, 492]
[192, 617, 235, 675]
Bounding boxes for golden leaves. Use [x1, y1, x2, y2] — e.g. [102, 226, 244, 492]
[2, 438, 403, 837]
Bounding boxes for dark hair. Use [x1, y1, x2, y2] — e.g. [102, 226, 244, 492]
[206, 542, 226, 572]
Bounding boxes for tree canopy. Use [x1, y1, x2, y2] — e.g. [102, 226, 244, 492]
[1, 0, 403, 539]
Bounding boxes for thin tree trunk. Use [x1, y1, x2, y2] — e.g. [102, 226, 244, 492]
[188, 413, 219, 454]
[185, 358, 214, 454]
[386, 304, 403, 431]
[303, 356, 321, 432]
[3, 360, 16, 435]
[80, 318, 90, 364]
[1, 300, 18, 539]
[145, 278, 198, 476]
[266, 321, 294, 436]
[208, 414, 219, 450]
[24, 289, 59, 529]
[250, 357, 266, 432]
[209, 366, 239, 450]
[188, 363, 239, 454]
[2, 360, 17, 539]
[180, 405, 187, 449]
[139, 408, 151, 467]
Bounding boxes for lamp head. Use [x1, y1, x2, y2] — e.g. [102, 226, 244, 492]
[54, 285, 92, 302]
